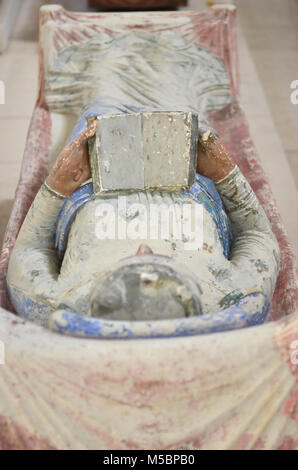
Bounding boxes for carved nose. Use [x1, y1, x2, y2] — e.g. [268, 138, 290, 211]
[136, 244, 153, 255]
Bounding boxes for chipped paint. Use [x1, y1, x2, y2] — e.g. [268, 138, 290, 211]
[0, 5, 296, 449]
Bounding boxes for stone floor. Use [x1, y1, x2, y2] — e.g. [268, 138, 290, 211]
[0, 0, 297, 261]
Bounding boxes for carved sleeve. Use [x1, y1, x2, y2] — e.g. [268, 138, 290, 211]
[215, 166, 280, 300]
[6, 184, 66, 301]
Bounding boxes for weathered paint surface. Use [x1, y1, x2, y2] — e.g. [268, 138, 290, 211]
[0, 6, 296, 319]
[89, 111, 198, 193]
[0, 5, 297, 449]
[6, 163, 278, 335]
[45, 29, 232, 117]
[0, 307, 297, 449]
[6, 11, 280, 330]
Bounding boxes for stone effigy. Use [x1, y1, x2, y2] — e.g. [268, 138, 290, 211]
[0, 5, 297, 450]
[6, 100, 280, 336]
[4, 18, 280, 336]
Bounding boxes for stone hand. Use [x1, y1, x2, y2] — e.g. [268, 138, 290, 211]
[197, 125, 235, 182]
[46, 120, 97, 196]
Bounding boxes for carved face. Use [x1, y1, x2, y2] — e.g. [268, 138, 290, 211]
[89, 254, 202, 321]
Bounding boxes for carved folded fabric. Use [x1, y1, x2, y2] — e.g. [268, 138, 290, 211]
[87, 111, 198, 194]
